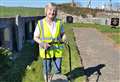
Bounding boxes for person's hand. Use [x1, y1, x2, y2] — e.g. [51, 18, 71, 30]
[61, 34, 67, 42]
[39, 42, 51, 49]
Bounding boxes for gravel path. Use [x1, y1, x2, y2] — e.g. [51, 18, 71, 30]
[73, 28, 120, 82]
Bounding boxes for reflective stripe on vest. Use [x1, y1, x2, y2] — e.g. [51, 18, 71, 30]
[40, 20, 44, 40]
[39, 19, 64, 49]
[47, 45, 64, 50]
[40, 20, 62, 41]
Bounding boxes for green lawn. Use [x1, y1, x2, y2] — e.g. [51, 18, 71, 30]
[0, 43, 34, 82]
[0, 5, 120, 82]
[0, 6, 44, 17]
[23, 24, 85, 82]
[111, 34, 120, 44]
[64, 23, 120, 44]
[0, 23, 119, 82]
[0, 24, 85, 82]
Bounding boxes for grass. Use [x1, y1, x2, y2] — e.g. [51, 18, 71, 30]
[0, 24, 85, 82]
[0, 5, 119, 82]
[0, 43, 34, 82]
[62, 24, 85, 82]
[0, 6, 44, 17]
[109, 33, 120, 44]
[64, 23, 120, 44]
[0, 22, 119, 82]
[23, 24, 85, 82]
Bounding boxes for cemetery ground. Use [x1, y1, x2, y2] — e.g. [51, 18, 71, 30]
[0, 23, 119, 82]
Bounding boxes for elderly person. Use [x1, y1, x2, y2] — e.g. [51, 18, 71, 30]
[33, 3, 66, 82]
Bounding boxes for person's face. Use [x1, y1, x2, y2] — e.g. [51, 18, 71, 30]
[46, 6, 57, 19]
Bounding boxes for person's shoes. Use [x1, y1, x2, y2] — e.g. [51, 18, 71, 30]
[44, 74, 53, 82]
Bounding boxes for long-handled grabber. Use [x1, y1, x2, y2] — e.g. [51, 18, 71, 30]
[45, 48, 48, 82]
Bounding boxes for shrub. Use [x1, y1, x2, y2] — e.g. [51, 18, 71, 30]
[0, 47, 13, 68]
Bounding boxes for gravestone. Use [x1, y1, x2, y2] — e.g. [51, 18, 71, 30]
[66, 16, 73, 23]
[111, 18, 119, 28]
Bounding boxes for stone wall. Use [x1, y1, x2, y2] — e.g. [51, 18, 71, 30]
[0, 18, 15, 50]
[57, 10, 120, 26]
[0, 15, 44, 51]
[0, 13, 119, 51]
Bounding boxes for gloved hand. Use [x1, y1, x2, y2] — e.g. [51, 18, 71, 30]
[39, 42, 51, 49]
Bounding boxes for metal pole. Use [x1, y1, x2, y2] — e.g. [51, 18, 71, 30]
[45, 49, 48, 82]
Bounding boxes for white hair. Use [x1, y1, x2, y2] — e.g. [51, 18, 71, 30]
[45, 3, 57, 16]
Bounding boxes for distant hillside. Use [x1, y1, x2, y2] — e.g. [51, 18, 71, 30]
[57, 3, 120, 17]
[0, 6, 44, 17]
[0, 3, 119, 18]
[57, 3, 96, 17]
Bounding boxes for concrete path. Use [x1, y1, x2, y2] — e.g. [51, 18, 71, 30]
[73, 28, 120, 82]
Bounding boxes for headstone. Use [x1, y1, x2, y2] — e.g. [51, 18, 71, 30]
[111, 18, 119, 28]
[66, 16, 73, 23]
[15, 15, 23, 51]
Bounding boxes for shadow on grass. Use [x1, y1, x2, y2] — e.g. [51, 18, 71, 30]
[84, 64, 105, 82]
[65, 67, 84, 81]
[0, 42, 39, 82]
[52, 79, 68, 82]
[64, 64, 105, 82]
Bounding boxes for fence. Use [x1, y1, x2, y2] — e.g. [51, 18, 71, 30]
[0, 15, 44, 51]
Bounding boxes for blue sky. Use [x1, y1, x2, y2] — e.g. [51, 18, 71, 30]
[0, 0, 119, 8]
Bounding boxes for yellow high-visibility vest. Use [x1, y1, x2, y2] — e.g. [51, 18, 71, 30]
[38, 18, 64, 58]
